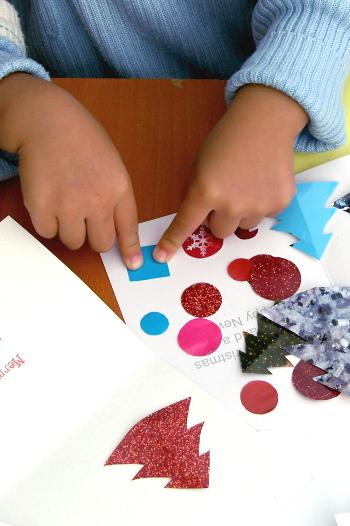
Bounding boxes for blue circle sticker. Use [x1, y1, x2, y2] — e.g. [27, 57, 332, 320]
[140, 312, 169, 335]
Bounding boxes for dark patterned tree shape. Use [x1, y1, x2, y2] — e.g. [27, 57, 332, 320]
[333, 192, 350, 213]
[240, 313, 305, 374]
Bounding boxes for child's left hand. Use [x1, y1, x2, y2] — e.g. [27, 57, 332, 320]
[153, 85, 308, 263]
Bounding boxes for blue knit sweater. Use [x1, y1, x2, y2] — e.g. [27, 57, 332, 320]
[0, 0, 349, 180]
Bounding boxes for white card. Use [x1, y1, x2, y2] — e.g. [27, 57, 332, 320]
[336, 513, 350, 526]
[0, 216, 325, 526]
[0, 216, 152, 498]
[1, 355, 349, 526]
[101, 156, 350, 429]
[0, 199, 348, 525]
[294, 155, 350, 287]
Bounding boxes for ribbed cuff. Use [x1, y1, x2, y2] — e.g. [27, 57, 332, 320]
[0, 0, 25, 54]
[226, 30, 349, 152]
[0, 153, 18, 180]
[0, 37, 49, 81]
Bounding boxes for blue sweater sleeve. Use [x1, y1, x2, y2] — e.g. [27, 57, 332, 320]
[225, 0, 350, 153]
[0, 37, 49, 181]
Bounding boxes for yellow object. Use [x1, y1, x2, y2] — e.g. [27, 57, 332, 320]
[295, 76, 350, 173]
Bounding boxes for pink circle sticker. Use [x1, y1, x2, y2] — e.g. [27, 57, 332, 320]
[177, 318, 222, 356]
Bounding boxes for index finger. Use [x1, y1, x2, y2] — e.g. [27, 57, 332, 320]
[153, 196, 210, 262]
[114, 190, 142, 270]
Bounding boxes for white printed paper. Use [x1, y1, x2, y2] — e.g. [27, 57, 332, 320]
[102, 157, 350, 431]
[0, 216, 151, 498]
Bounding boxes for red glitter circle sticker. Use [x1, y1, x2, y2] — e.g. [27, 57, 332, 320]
[228, 254, 301, 301]
[240, 380, 278, 414]
[235, 226, 258, 240]
[292, 360, 340, 401]
[183, 225, 223, 258]
[178, 318, 222, 356]
[249, 255, 301, 300]
[181, 282, 222, 317]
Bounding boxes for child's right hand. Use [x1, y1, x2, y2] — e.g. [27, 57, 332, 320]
[0, 73, 142, 269]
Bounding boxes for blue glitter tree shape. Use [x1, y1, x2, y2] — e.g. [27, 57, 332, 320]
[272, 182, 338, 259]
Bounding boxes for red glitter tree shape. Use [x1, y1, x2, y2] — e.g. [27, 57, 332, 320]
[105, 398, 210, 489]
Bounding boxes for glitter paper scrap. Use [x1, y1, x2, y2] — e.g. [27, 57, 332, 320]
[182, 225, 223, 258]
[181, 282, 222, 318]
[333, 192, 350, 213]
[177, 318, 222, 356]
[228, 254, 301, 301]
[239, 313, 305, 374]
[262, 287, 350, 396]
[140, 312, 169, 335]
[249, 255, 301, 300]
[240, 381, 278, 414]
[272, 181, 338, 259]
[127, 245, 170, 282]
[292, 360, 340, 400]
[235, 226, 258, 240]
[105, 398, 210, 489]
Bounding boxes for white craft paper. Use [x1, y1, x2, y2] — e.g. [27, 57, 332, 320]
[102, 156, 350, 430]
[0, 216, 151, 499]
[0, 217, 349, 526]
[336, 513, 350, 526]
[1, 356, 350, 526]
[295, 155, 350, 287]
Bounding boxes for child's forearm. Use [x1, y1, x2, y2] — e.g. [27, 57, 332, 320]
[0, 73, 57, 155]
[0, 73, 46, 153]
[231, 85, 308, 142]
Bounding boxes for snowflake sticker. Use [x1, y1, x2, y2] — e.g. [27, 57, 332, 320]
[182, 225, 223, 259]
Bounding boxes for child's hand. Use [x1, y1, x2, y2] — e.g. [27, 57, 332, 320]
[154, 85, 308, 262]
[0, 73, 142, 269]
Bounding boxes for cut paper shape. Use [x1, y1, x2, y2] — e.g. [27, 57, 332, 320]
[333, 192, 350, 213]
[262, 287, 350, 396]
[127, 245, 170, 281]
[239, 313, 305, 374]
[235, 226, 258, 240]
[182, 225, 223, 258]
[140, 312, 169, 335]
[292, 360, 340, 401]
[181, 282, 222, 318]
[177, 318, 222, 357]
[105, 398, 210, 489]
[272, 181, 338, 259]
[240, 381, 278, 414]
[228, 254, 301, 301]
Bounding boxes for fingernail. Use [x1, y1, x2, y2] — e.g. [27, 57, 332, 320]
[128, 252, 142, 270]
[153, 247, 167, 263]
